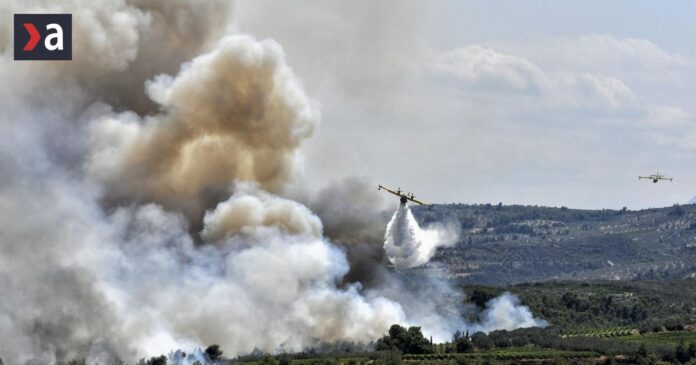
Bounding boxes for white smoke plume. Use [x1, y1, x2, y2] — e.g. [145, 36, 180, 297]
[86, 33, 318, 228]
[468, 293, 549, 333]
[98, 194, 406, 359]
[384, 204, 458, 269]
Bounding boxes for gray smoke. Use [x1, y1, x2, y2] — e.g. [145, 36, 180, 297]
[0, 1, 546, 364]
[0, 2, 448, 363]
[307, 177, 390, 245]
[299, 177, 392, 287]
[86, 33, 319, 230]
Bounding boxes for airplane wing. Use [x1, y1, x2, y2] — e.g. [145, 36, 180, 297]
[378, 185, 402, 197]
[407, 196, 428, 205]
[407, 196, 434, 209]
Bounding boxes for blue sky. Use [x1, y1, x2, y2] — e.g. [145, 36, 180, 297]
[235, 1, 696, 209]
[431, 1, 696, 53]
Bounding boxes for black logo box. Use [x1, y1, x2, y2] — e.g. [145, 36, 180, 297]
[14, 14, 72, 61]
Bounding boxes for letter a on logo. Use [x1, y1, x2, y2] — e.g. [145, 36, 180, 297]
[44, 23, 64, 51]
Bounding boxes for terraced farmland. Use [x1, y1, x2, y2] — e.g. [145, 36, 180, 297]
[403, 347, 598, 362]
[564, 326, 638, 338]
[610, 330, 696, 345]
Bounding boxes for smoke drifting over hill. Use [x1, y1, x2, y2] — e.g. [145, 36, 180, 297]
[0, 1, 545, 364]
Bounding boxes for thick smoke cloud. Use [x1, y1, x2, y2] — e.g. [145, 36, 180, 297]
[300, 177, 392, 287]
[87, 34, 318, 227]
[307, 177, 390, 245]
[0, 1, 547, 364]
[0, 2, 410, 362]
[101, 199, 406, 358]
[0, 172, 132, 364]
[202, 183, 323, 241]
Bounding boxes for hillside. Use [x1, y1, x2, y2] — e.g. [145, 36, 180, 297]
[412, 203, 696, 285]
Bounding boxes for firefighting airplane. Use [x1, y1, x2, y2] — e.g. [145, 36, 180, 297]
[639, 172, 673, 183]
[378, 185, 434, 209]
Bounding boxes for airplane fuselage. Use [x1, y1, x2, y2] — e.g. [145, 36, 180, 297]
[639, 174, 672, 183]
[378, 184, 433, 209]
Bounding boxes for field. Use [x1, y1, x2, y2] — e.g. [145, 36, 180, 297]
[609, 331, 696, 346]
[564, 327, 638, 338]
[237, 348, 600, 365]
[404, 347, 598, 361]
[564, 326, 696, 346]
[235, 327, 696, 365]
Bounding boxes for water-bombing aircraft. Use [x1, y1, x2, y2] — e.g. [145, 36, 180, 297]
[639, 172, 673, 183]
[378, 184, 434, 209]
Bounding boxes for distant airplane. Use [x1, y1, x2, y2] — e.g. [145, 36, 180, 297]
[378, 184, 434, 209]
[639, 172, 673, 183]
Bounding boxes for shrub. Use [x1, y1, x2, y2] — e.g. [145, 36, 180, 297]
[146, 356, 167, 365]
[205, 344, 224, 361]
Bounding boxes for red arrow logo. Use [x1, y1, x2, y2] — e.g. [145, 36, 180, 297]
[22, 23, 40, 51]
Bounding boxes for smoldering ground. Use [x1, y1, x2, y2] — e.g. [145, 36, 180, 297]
[0, 1, 545, 364]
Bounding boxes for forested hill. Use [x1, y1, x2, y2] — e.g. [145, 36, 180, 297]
[412, 203, 696, 285]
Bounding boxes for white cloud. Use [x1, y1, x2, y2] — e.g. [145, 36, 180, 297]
[562, 73, 635, 109]
[431, 43, 690, 128]
[565, 34, 687, 72]
[494, 34, 690, 87]
[432, 45, 549, 94]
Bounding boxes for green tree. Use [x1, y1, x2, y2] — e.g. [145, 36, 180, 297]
[260, 355, 277, 365]
[278, 354, 291, 365]
[471, 332, 493, 350]
[455, 336, 474, 353]
[375, 324, 433, 354]
[677, 340, 691, 363]
[404, 326, 433, 354]
[205, 344, 223, 362]
[146, 356, 167, 365]
[470, 288, 499, 308]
